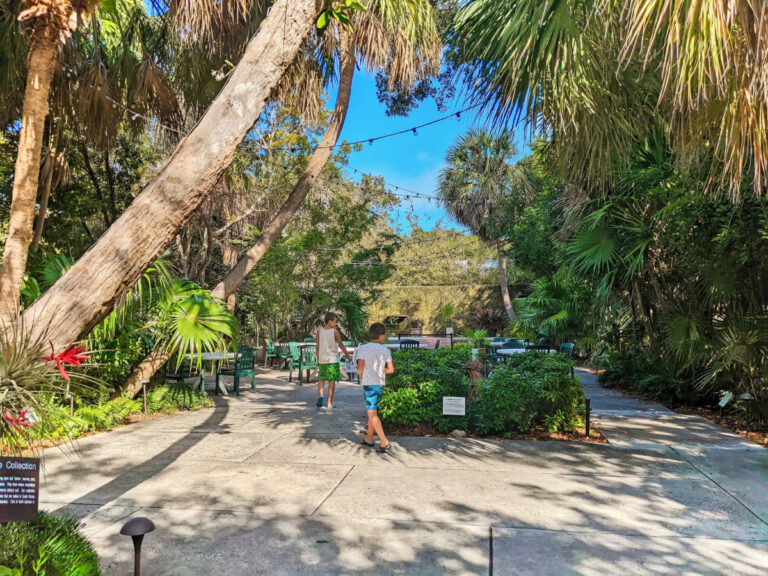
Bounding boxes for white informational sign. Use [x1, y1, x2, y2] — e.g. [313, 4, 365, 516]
[445, 327, 454, 335]
[442, 396, 466, 416]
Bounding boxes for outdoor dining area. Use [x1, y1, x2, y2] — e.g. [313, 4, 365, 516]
[166, 333, 576, 396]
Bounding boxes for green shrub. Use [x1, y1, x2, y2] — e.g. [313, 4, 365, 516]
[379, 388, 423, 428]
[0, 513, 100, 576]
[599, 348, 689, 404]
[473, 353, 583, 435]
[381, 347, 472, 432]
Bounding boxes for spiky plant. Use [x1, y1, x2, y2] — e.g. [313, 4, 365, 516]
[0, 317, 97, 455]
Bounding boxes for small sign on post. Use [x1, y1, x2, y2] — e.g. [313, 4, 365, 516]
[442, 396, 466, 416]
[0, 457, 40, 523]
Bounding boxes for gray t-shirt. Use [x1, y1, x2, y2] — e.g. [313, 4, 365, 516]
[355, 342, 392, 387]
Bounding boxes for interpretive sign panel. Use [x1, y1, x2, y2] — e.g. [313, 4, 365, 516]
[0, 457, 40, 522]
[442, 396, 466, 416]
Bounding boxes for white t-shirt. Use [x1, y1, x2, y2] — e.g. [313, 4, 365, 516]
[355, 342, 392, 387]
[317, 327, 339, 364]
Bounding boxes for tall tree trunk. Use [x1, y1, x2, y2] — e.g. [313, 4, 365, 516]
[210, 33, 356, 302]
[30, 149, 54, 253]
[497, 241, 517, 320]
[119, 32, 354, 396]
[31, 122, 63, 253]
[22, 0, 320, 349]
[80, 143, 111, 228]
[0, 39, 59, 320]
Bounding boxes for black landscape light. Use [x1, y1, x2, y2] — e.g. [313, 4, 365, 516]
[120, 517, 155, 576]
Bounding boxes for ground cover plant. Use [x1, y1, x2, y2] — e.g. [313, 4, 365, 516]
[2, 382, 212, 455]
[0, 513, 100, 576]
[380, 347, 584, 437]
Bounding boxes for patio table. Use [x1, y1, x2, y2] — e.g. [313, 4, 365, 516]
[497, 348, 556, 356]
[183, 351, 237, 394]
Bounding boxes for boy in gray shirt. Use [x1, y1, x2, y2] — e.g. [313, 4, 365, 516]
[356, 323, 395, 453]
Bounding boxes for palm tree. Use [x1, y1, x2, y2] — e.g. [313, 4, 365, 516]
[438, 129, 532, 319]
[0, 0, 90, 320]
[210, 0, 441, 301]
[20, 0, 320, 348]
[140, 0, 439, 387]
[450, 0, 768, 197]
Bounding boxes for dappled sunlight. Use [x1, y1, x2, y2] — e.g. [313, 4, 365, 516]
[36, 367, 768, 574]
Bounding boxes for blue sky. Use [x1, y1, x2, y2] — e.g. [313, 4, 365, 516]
[336, 72, 528, 235]
[335, 72, 475, 234]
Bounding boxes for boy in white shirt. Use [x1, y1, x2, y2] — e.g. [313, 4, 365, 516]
[356, 323, 395, 453]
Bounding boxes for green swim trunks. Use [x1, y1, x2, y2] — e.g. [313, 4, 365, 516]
[318, 362, 341, 382]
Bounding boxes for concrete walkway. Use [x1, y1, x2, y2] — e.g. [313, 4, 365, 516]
[39, 368, 768, 575]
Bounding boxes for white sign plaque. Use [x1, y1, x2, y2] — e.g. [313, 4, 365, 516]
[442, 396, 466, 416]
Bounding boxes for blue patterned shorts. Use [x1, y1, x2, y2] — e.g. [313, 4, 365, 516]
[363, 385, 384, 411]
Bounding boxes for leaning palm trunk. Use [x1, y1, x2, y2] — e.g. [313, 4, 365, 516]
[497, 241, 517, 320]
[21, 0, 319, 348]
[210, 33, 356, 302]
[118, 345, 173, 398]
[0, 39, 59, 320]
[121, 34, 356, 396]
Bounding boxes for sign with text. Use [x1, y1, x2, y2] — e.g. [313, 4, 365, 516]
[442, 396, 466, 416]
[0, 457, 40, 522]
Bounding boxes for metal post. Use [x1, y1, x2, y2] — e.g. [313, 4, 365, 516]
[121, 517, 154, 576]
[132, 534, 143, 576]
[585, 398, 591, 438]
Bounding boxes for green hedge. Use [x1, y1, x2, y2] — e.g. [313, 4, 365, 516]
[380, 348, 583, 436]
[0, 513, 100, 576]
[380, 346, 471, 433]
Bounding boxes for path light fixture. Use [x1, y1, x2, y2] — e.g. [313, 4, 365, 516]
[120, 517, 155, 576]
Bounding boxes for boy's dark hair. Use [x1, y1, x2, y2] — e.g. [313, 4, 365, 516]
[324, 312, 338, 323]
[369, 323, 386, 339]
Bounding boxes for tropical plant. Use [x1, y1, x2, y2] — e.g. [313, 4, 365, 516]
[0, 318, 98, 454]
[0, 512, 100, 575]
[451, 0, 768, 196]
[463, 328, 487, 349]
[438, 129, 534, 318]
[88, 263, 238, 396]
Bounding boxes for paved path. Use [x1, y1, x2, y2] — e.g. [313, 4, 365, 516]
[39, 368, 768, 575]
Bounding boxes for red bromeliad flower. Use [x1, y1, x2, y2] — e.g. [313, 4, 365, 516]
[43, 342, 89, 381]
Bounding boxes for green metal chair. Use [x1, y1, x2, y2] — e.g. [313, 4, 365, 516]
[263, 339, 279, 367]
[400, 339, 419, 349]
[164, 360, 190, 383]
[215, 346, 256, 396]
[299, 344, 319, 384]
[342, 340, 355, 348]
[287, 342, 303, 383]
[276, 343, 291, 369]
